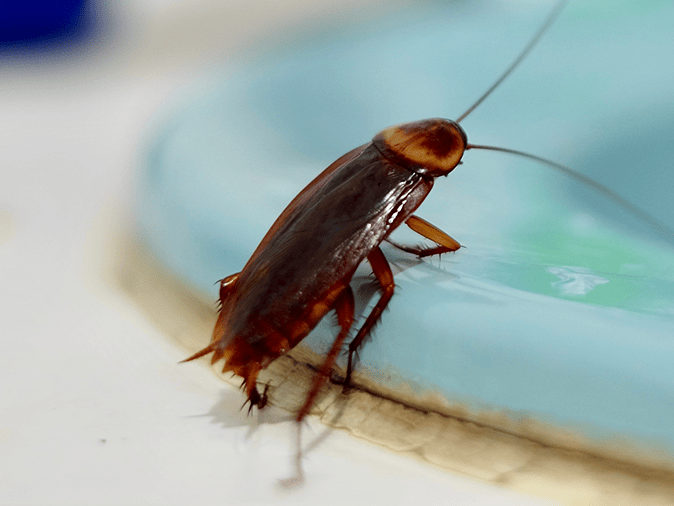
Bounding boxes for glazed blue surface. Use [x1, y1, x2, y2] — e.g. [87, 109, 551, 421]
[138, 1, 674, 458]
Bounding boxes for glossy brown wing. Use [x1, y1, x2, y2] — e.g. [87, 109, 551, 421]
[246, 143, 369, 265]
[228, 143, 434, 348]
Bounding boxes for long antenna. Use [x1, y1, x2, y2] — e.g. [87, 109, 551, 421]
[455, 0, 570, 124]
[451, 0, 673, 242]
[466, 144, 674, 242]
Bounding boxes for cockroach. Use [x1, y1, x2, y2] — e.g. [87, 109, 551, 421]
[182, 0, 669, 429]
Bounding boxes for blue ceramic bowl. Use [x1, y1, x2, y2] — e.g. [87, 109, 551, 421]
[137, 1, 674, 465]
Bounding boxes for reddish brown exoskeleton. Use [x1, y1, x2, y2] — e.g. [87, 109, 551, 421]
[183, 118, 467, 421]
[182, 0, 666, 429]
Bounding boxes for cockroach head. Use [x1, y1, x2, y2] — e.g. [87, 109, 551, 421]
[373, 118, 467, 177]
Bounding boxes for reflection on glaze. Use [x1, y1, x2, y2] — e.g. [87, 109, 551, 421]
[547, 266, 609, 296]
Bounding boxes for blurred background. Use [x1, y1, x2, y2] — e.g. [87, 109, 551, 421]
[1, 1, 673, 504]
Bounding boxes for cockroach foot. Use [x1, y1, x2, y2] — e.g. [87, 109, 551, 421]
[241, 382, 270, 414]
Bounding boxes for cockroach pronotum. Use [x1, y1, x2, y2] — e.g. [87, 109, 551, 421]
[182, 0, 669, 449]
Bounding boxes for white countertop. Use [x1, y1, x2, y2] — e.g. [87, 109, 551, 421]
[0, 1, 558, 504]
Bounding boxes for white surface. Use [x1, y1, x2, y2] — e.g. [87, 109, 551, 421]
[0, 1, 552, 504]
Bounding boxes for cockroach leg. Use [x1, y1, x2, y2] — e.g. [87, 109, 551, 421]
[241, 382, 270, 414]
[241, 394, 257, 415]
[215, 272, 240, 310]
[344, 246, 395, 389]
[295, 286, 355, 423]
[387, 214, 461, 258]
[258, 382, 270, 410]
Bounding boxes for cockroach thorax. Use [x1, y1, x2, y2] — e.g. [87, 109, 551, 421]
[373, 118, 467, 177]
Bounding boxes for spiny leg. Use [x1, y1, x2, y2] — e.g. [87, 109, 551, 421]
[295, 286, 355, 423]
[387, 214, 461, 257]
[182, 272, 241, 362]
[344, 246, 395, 388]
[236, 362, 272, 415]
[241, 381, 270, 414]
[215, 272, 240, 312]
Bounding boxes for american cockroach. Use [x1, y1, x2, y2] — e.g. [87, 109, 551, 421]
[182, 0, 670, 429]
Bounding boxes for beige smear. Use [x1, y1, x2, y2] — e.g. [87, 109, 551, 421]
[120, 238, 674, 505]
